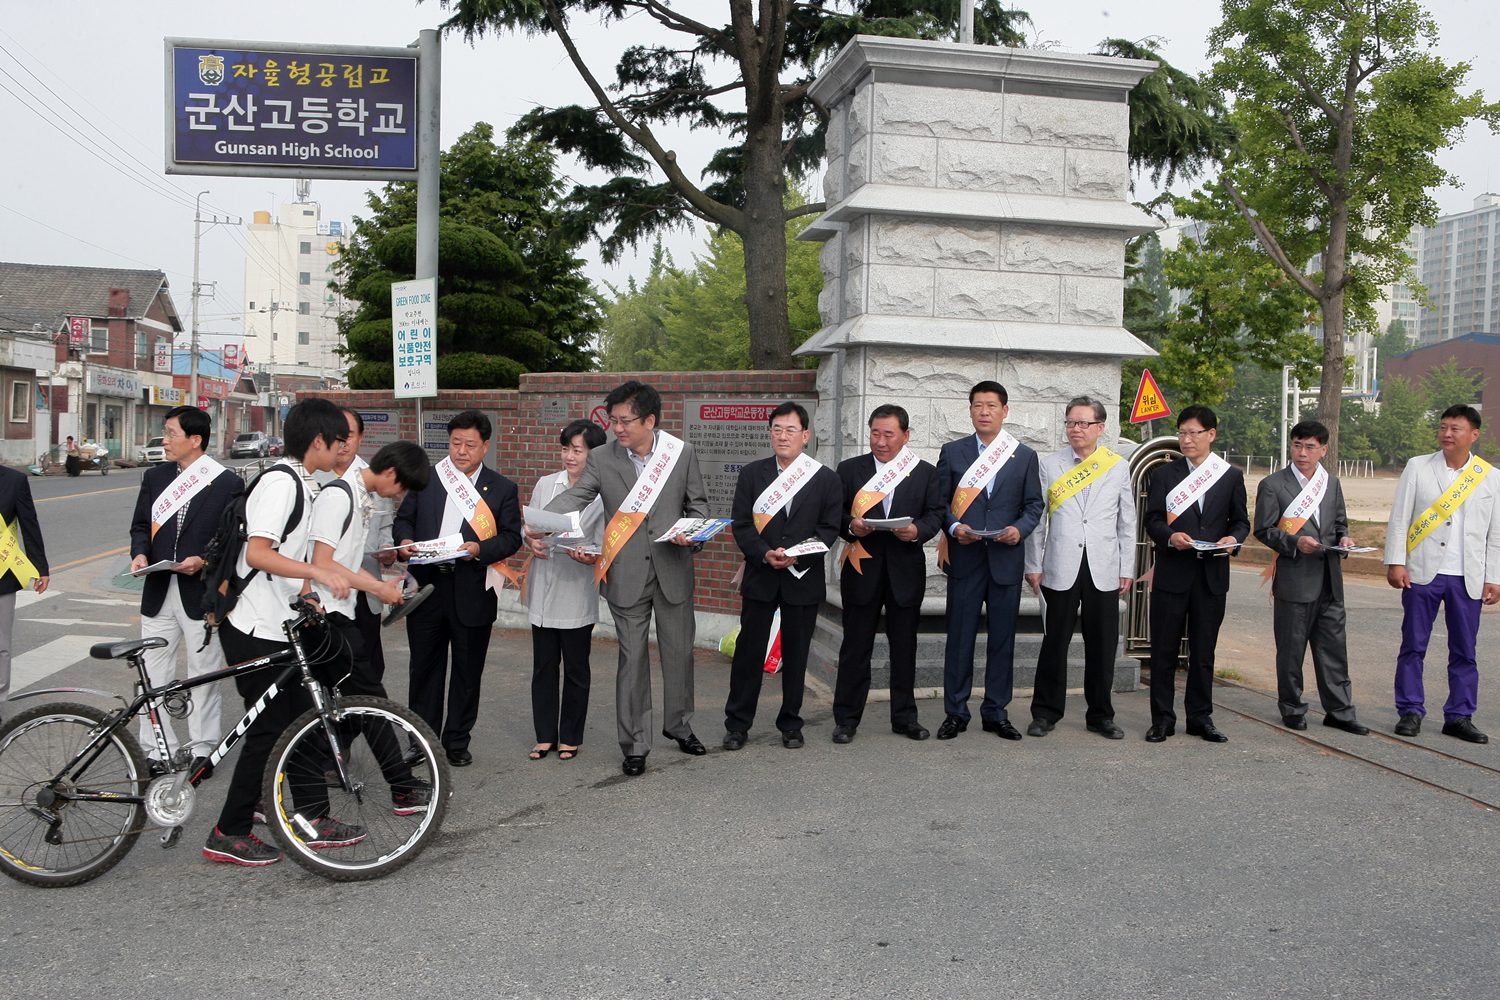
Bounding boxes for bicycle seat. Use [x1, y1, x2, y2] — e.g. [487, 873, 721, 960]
[90, 637, 169, 661]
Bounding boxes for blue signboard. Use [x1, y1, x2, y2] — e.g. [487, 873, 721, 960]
[165, 38, 418, 179]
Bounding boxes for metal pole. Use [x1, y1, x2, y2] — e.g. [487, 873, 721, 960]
[190, 190, 207, 406]
[959, 0, 975, 43]
[415, 27, 441, 444]
[1280, 365, 1289, 470]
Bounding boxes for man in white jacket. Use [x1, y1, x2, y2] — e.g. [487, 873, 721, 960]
[1384, 404, 1500, 744]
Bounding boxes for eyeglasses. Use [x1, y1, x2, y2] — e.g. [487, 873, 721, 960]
[1177, 428, 1211, 439]
[1289, 442, 1324, 451]
[1063, 420, 1103, 429]
[608, 415, 643, 428]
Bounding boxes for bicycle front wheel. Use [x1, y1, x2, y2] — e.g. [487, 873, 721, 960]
[0, 702, 146, 887]
[263, 696, 449, 881]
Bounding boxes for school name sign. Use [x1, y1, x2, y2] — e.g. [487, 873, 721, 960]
[164, 38, 418, 179]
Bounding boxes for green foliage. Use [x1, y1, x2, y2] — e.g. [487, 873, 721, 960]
[1362, 376, 1432, 464]
[1422, 358, 1488, 412]
[1214, 364, 1287, 458]
[332, 123, 600, 389]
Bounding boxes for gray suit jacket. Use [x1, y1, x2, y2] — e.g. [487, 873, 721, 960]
[1253, 466, 1349, 603]
[1384, 451, 1500, 599]
[547, 435, 709, 607]
[1024, 446, 1136, 592]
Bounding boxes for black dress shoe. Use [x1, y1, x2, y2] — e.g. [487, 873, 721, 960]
[1026, 719, 1052, 738]
[1185, 722, 1229, 743]
[722, 731, 747, 751]
[621, 755, 647, 776]
[935, 716, 968, 740]
[665, 731, 707, 756]
[1394, 713, 1422, 737]
[781, 730, 804, 749]
[1282, 715, 1308, 731]
[1086, 720, 1125, 740]
[831, 725, 856, 744]
[446, 748, 474, 767]
[1144, 725, 1174, 743]
[982, 719, 1023, 741]
[1323, 716, 1370, 736]
[1441, 718, 1490, 744]
[891, 722, 930, 741]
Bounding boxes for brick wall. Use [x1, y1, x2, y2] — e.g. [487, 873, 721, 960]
[311, 369, 819, 615]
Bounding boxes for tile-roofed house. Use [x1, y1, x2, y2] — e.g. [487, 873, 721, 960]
[0, 262, 182, 333]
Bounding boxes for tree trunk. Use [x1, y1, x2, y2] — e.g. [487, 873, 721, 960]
[1317, 288, 1346, 470]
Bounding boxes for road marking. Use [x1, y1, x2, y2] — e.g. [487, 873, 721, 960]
[48, 546, 130, 573]
[20, 618, 102, 627]
[14, 590, 54, 609]
[70, 598, 139, 607]
[9, 634, 125, 693]
[35, 485, 137, 503]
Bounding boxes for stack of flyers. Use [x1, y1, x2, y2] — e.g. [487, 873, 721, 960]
[654, 517, 732, 543]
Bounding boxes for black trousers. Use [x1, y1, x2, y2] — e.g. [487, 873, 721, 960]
[329, 612, 414, 785]
[214, 620, 321, 837]
[1148, 576, 1226, 728]
[833, 574, 920, 729]
[354, 597, 387, 686]
[531, 624, 593, 746]
[724, 597, 818, 734]
[405, 574, 493, 753]
[1031, 552, 1119, 726]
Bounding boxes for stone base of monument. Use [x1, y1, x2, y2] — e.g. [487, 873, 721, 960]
[806, 595, 1139, 700]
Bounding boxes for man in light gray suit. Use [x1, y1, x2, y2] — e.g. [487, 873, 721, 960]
[1384, 404, 1500, 744]
[534, 381, 710, 776]
[1254, 420, 1368, 735]
[1024, 397, 1135, 739]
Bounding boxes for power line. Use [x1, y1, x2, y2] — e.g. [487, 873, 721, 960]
[0, 201, 194, 279]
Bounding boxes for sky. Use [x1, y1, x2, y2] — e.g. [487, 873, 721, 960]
[1, 1, 1497, 354]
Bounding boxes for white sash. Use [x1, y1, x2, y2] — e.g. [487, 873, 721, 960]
[436, 457, 483, 521]
[1165, 453, 1231, 524]
[619, 432, 685, 516]
[1282, 466, 1327, 530]
[952, 431, 1019, 505]
[855, 446, 920, 509]
[150, 456, 226, 530]
[752, 453, 822, 528]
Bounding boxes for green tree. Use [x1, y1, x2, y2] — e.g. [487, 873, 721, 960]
[1214, 362, 1286, 459]
[1421, 357, 1487, 411]
[1367, 374, 1431, 464]
[1198, 0, 1498, 463]
[333, 123, 600, 389]
[1373, 318, 1412, 383]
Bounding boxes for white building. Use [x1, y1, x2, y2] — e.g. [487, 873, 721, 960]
[1417, 193, 1500, 346]
[241, 190, 348, 384]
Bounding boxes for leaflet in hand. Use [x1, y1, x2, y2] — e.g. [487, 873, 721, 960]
[782, 538, 830, 558]
[654, 517, 731, 543]
[523, 506, 581, 535]
[861, 516, 912, 531]
[407, 533, 470, 564]
[1326, 544, 1379, 554]
[966, 527, 1009, 540]
[1190, 539, 1240, 553]
[130, 559, 182, 577]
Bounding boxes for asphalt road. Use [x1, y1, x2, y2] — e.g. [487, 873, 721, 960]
[2, 473, 1497, 998]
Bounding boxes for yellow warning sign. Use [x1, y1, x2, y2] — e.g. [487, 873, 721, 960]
[1129, 368, 1172, 424]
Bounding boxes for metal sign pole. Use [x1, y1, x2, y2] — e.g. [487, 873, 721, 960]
[414, 27, 440, 446]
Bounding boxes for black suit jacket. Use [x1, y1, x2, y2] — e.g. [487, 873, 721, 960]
[0, 467, 48, 596]
[1253, 466, 1349, 603]
[393, 463, 522, 628]
[835, 454, 945, 608]
[128, 462, 245, 619]
[935, 435, 1045, 585]
[1144, 457, 1251, 596]
[730, 457, 843, 606]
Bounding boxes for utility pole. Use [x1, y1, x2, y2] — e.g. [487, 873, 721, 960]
[190, 192, 240, 407]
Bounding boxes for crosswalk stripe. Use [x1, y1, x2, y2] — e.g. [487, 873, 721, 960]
[9, 634, 126, 694]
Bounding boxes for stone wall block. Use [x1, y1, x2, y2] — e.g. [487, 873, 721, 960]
[817, 283, 841, 327]
[826, 103, 848, 162]
[823, 156, 845, 203]
[873, 83, 1006, 140]
[867, 265, 936, 317]
[846, 135, 870, 193]
[819, 232, 843, 280]
[1065, 148, 1128, 200]
[845, 219, 868, 270]
[847, 81, 874, 142]
[1002, 225, 1122, 277]
[937, 141, 1064, 195]
[935, 270, 1059, 322]
[1059, 275, 1124, 326]
[843, 266, 866, 318]
[996, 402, 1053, 453]
[1004, 93, 1128, 149]
[1000, 354, 1120, 403]
[866, 349, 990, 399]
[871, 134, 937, 186]
[872, 219, 1000, 270]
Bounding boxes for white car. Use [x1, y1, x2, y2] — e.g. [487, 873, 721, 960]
[141, 436, 167, 464]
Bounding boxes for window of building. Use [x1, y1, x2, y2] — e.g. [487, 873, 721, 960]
[299, 272, 310, 285]
[300, 241, 311, 255]
[298, 331, 310, 346]
[90, 323, 108, 354]
[298, 302, 311, 315]
[249, 300, 256, 310]
[9, 379, 30, 423]
[135, 331, 148, 364]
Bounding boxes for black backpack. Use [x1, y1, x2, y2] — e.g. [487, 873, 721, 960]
[199, 464, 306, 643]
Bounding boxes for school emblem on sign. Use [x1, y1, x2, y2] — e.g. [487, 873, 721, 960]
[197, 54, 225, 86]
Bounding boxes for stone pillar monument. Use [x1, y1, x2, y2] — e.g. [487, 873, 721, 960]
[797, 37, 1159, 694]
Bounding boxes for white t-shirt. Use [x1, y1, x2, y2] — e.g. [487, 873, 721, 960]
[227, 460, 319, 641]
[307, 466, 372, 619]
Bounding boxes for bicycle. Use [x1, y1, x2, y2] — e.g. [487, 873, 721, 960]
[0, 595, 449, 887]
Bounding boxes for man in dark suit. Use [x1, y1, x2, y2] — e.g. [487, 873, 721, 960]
[830, 404, 945, 743]
[0, 464, 49, 719]
[1254, 420, 1368, 735]
[722, 402, 843, 750]
[128, 405, 244, 775]
[395, 409, 522, 766]
[935, 380, 1044, 741]
[1143, 405, 1251, 743]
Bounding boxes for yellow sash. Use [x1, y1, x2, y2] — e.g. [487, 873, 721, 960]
[0, 516, 39, 589]
[1046, 448, 1122, 514]
[1406, 456, 1492, 553]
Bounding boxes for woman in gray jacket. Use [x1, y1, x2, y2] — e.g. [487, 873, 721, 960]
[523, 419, 607, 760]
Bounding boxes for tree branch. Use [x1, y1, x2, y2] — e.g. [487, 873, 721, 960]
[1219, 174, 1324, 301]
[1280, 108, 1336, 200]
[638, 0, 735, 51]
[1276, 59, 1340, 123]
[784, 201, 826, 221]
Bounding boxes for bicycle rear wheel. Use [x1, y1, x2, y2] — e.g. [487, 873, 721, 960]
[0, 703, 146, 887]
[262, 696, 449, 881]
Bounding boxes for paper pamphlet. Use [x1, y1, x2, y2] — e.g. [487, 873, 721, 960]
[654, 517, 731, 543]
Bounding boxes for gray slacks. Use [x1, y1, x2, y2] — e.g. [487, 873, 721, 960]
[0, 591, 14, 705]
[1273, 589, 1357, 721]
[608, 574, 695, 756]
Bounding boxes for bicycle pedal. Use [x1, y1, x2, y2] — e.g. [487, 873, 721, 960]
[160, 826, 183, 849]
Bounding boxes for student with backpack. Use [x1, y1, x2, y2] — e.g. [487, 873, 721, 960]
[202, 398, 367, 868]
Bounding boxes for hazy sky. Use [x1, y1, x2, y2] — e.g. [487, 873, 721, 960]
[2, 1, 1496, 353]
